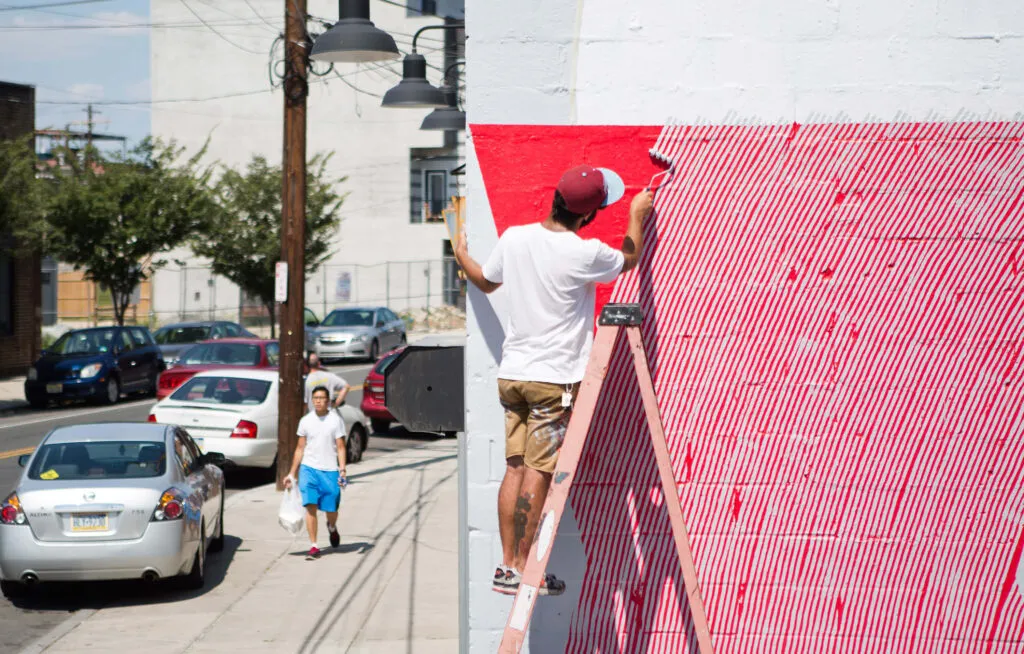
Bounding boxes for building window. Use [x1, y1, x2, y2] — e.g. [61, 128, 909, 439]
[407, 0, 437, 16]
[0, 253, 13, 336]
[423, 170, 448, 223]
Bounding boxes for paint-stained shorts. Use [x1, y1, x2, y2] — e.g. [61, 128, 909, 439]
[499, 379, 580, 473]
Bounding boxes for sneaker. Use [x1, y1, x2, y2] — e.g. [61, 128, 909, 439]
[306, 546, 321, 561]
[492, 566, 519, 595]
[328, 526, 340, 548]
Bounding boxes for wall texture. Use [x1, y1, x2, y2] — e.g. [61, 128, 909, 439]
[464, 1, 1024, 651]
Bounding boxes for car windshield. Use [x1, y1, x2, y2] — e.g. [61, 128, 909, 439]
[28, 441, 166, 480]
[374, 349, 403, 374]
[322, 309, 374, 327]
[154, 326, 210, 344]
[178, 343, 261, 366]
[170, 375, 272, 405]
[47, 328, 118, 355]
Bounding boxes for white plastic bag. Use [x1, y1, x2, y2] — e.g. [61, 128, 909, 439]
[278, 485, 304, 535]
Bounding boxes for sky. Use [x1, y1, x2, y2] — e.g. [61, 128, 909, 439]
[0, 0, 153, 150]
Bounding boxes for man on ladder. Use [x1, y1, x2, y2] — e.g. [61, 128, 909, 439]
[454, 164, 653, 597]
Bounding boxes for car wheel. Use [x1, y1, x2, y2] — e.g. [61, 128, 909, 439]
[1, 580, 26, 601]
[370, 418, 390, 435]
[368, 339, 379, 362]
[347, 426, 365, 464]
[27, 396, 47, 410]
[100, 377, 120, 405]
[210, 497, 225, 553]
[179, 524, 206, 590]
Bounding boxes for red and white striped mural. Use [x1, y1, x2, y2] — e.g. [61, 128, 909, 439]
[472, 120, 1024, 652]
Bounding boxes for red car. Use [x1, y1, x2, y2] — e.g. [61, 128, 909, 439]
[361, 346, 405, 434]
[156, 338, 280, 400]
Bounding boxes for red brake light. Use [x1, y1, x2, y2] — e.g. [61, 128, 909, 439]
[152, 489, 185, 521]
[231, 420, 258, 439]
[1, 493, 27, 525]
[147, 414, 157, 422]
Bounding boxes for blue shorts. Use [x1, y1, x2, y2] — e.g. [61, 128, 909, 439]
[299, 465, 341, 512]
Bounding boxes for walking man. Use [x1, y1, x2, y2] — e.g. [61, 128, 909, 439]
[304, 352, 350, 411]
[284, 385, 348, 560]
[454, 164, 653, 595]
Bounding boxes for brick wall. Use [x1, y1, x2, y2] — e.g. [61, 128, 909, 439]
[0, 81, 40, 379]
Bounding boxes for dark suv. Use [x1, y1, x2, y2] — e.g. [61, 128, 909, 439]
[24, 326, 165, 408]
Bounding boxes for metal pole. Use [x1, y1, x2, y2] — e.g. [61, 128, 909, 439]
[425, 263, 431, 329]
[276, 0, 308, 490]
[322, 266, 327, 317]
[180, 267, 186, 321]
[386, 261, 391, 308]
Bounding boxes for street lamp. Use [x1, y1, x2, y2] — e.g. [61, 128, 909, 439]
[382, 21, 464, 109]
[420, 62, 465, 131]
[310, 0, 400, 63]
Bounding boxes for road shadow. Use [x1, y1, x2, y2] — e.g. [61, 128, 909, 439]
[4, 534, 243, 612]
[224, 465, 275, 490]
[286, 541, 375, 557]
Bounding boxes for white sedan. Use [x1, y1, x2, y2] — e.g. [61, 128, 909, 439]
[148, 370, 371, 468]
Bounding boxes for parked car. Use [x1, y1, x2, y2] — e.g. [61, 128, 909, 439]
[156, 338, 279, 400]
[360, 346, 406, 434]
[306, 307, 407, 363]
[152, 321, 256, 364]
[304, 308, 320, 327]
[24, 326, 165, 409]
[150, 369, 371, 465]
[0, 422, 225, 598]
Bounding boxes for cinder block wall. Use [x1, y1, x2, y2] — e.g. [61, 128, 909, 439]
[464, 1, 1024, 652]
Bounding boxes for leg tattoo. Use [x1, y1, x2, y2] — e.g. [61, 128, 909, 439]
[513, 494, 532, 551]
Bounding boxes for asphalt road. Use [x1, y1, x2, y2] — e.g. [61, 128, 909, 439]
[0, 362, 446, 652]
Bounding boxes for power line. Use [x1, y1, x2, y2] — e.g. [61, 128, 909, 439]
[0, 0, 112, 11]
[176, 0, 267, 55]
[0, 19, 277, 31]
[240, 0, 279, 32]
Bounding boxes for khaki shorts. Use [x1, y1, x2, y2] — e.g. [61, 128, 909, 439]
[498, 379, 580, 473]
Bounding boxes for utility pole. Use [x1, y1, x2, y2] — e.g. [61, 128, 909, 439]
[276, 0, 308, 489]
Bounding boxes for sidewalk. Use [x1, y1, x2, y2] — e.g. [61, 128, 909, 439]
[25, 439, 459, 653]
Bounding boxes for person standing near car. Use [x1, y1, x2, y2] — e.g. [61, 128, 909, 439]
[454, 164, 654, 596]
[303, 352, 350, 411]
[284, 386, 348, 560]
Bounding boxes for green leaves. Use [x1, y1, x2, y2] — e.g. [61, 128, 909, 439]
[0, 135, 46, 252]
[192, 153, 344, 337]
[45, 138, 218, 325]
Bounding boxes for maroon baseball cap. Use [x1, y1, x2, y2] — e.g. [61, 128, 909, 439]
[556, 165, 626, 215]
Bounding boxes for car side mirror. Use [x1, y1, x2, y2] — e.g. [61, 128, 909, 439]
[306, 318, 319, 327]
[17, 454, 30, 468]
[376, 321, 385, 328]
[203, 451, 227, 467]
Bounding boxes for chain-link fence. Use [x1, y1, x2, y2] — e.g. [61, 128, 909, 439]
[53, 257, 466, 332]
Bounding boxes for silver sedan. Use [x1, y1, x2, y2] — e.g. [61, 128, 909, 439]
[0, 422, 225, 598]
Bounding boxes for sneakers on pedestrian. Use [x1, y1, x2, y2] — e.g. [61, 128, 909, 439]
[328, 525, 340, 548]
[306, 546, 321, 561]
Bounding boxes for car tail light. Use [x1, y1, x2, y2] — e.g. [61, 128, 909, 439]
[1, 492, 27, 525]
[152, 489, 185, 522]
[231, 420, 258, 439]
[147, 414, 157, 423]
[363, 380, 370, 391]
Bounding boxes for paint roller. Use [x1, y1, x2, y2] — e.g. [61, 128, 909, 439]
[646, 118, 681, 193]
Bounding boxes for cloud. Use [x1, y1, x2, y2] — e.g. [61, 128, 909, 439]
[66, 83, 105, 100]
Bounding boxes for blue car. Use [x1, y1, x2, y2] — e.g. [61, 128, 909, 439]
[24, 326, 165, 409]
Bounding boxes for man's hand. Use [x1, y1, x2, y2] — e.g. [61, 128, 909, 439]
[283, 474, 295, 489]
[453, 228, 501, 294]
[631, 189, 655, 220]
[454, 228, 469, 264]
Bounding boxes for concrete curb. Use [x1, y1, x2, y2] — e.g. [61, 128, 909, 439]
[19, 609, 96, 654]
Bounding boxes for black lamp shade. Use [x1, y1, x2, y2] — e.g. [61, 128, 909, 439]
[420, 87, 465, 130]
[382, 54, 447, 108]
[310, 0, 400, 63]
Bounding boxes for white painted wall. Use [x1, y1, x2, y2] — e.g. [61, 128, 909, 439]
[464, 0, 1024, 651]
[149, 0, 460, 322]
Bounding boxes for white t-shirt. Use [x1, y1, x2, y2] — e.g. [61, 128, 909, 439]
[296, 410, 345, 472]
[482, 223, 624, 384]
[304, 370, 349, 411]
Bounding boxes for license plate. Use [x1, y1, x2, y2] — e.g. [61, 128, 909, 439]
[46, 383, 63, 394]
[71, 513, 108, 532]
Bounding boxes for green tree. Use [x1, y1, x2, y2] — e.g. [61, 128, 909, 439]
[46, 138, 217, 325]
[0, 135, 46, 251]
[193, 153, 344, 338]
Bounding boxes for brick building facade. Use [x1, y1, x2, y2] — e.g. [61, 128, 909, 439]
[0, 81, 41, 378]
